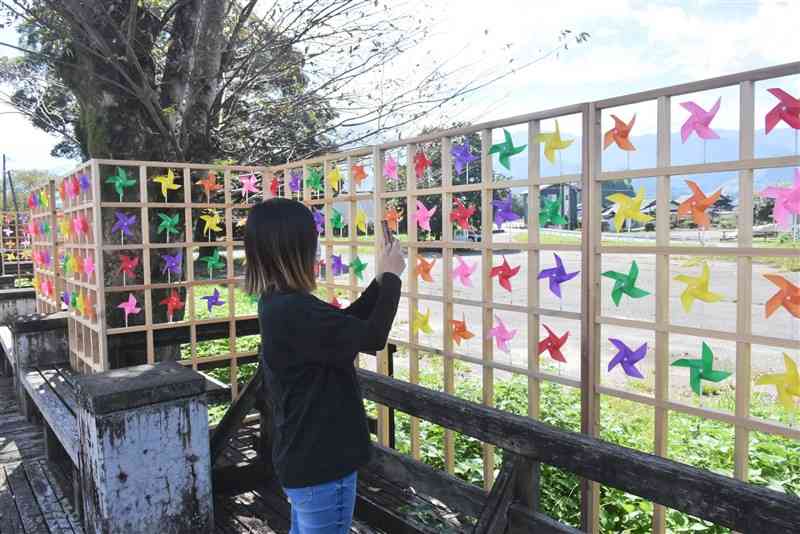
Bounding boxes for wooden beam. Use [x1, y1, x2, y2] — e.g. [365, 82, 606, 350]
[507, 504, 583, 534]
[473, 452, 516, 533]
[209, 365, 263, 465]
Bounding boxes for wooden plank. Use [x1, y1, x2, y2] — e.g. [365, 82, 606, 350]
[5, 463, 49, 534]
[23, 461, 77, 533]
[210, 365, 263, 465]
[36, 460, 83, 533]
[507, 503, 582, 534]
[473, 453, 516, 534]
[357, 369, 800, 534]
[37, 367, 78, 414]
[0, 465, 24, 534]
[21, 370, 78, 465]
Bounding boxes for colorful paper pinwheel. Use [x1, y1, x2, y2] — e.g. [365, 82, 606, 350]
[200, 211, 223, 240]
[384, 154, 399, 181]
[415, 201, 437, 232]
[65, 177, 79, 199]
[540, 194, 567, 227]
[536, 120, 573, 164]
[106, 167, 136, 201]
[674, 262, 723, 313]
[764, 274, 800, 319]
[608, 338, 647, 379]
[289, 169, 302, 193]
[202, 288, 226, 313]
[490, 257, 520, 293]
[200, 248, 224, 278]
[327, 166, 343, 191]
[195, 172, 222, 203]
[72, 214, 89, 236]
[153, 169, 181, 202]
[453, 256, 477, 288]
[451, 315, 475, 346]
[680, 98, 721, 143]
[332, 254, 349, 276]
[57, 181, 66, 202]
[269, 176, 279, 197]
[161, 252, 182, 280]
[384, 205, 403, 232]
[489, 129, 526, 171]
[157, 212, 181, 241]
[239, 174, 259, 201]
[58, 217, 72, 239]
[355, 209, 368, 234]
[603, 114, 636, 151]
[83, 256, 95, 278]
[451, 141, 477, 175]
[119, 254, 139, 284]
[538, 324, 569, 363]
[160, 290, 184, 322]
[331, 208, 345, 232]
[759, 169, 800, 230]
[329, 296, 343, 309]
[112, 211, 137, 242]
[606, 187, 653, 232]
[416, 256, 435, 283]
[349, 256, 368, 280]
[306, 167, 323, 192]
[538, 253, 579, 299]
[492, 197, 520, 229]
[414, 149, 431, 179]
[450, 198, 475, 230]
[765, 88, 800, 134]
[118, 293, 141, 327]
[352, 164, 367, 187]
[490, 315, 516, 353]
[755, 353, 800, 412]
[312, 209, 324, 234]
[602, 260, 650, 306]
[678, 180, 721, 229]
[27, 192, 38, 209]
[412, 308, 433, 335]
[79, 174, 91, 192]
[672, 341, 731, 396]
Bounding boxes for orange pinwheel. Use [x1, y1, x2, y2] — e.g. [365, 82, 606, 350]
[764, 274, 800, 319]
[384, 205, 404, 232]
[603, 114, 636, 151]
[451, 315, 475, 345]
[198, 172, 222, 201]
[677, 180, 721, 229]
[352, 164, 367, 186]
[416, 256, 435, 283]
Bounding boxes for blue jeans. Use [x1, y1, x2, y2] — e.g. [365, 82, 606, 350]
[284, 471, 357, 533]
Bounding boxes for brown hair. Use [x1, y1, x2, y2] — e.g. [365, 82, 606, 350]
[244, 198, 317, 295]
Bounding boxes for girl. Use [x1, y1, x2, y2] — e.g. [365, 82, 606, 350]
[245, 198, 405, 533]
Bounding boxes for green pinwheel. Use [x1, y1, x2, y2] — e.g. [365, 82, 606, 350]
[602, 260, 650, 306]
[306, 167, 323, 192]
[331, 208, 345, 231]
[671, 342, 731, 396]
[106, 167, 136, 201]
[61, 253, 71, 275]
[199, 248, 225, 278]
[349, 256, 367, 280]
[489, 129, 526, 171]
[539, 194, 567, 226]
[156, 213, 181, 241]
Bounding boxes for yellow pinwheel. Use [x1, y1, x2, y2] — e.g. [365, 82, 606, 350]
[536, 120, 573, 164]
[58, 217, 72, 239]
[412, 308, 433, 335]
[355, 209, 368, 234]
[153, 169, 181, 201]
[32, 276, 41, 292]
[606, 187, 654, 232]
[327, 166, 343, 191]
[673, 262, 723, 313]
[200, 211, 223, 239]
[756, 353, 800, 412]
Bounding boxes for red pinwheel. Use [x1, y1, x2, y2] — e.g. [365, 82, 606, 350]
[450, 197, 475, 230]
[118, 254, 139, 283]
[414, 149, 431, 179]
[765, 88, 800, 134]
[160, 289, 184, 321]
[270, 176, 279, 197]
[490, 257, 520, 293]
[538, 324, 569, 363]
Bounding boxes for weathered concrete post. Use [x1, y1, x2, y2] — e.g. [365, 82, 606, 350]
[75, 361, 214, 534]
[0, 287, 37, 324]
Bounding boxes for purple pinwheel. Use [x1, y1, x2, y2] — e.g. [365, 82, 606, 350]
[607, 338, 647, 379]
[538, 253, 579, 298]
[161, 251, 182, 278]
[201, 288, 225, 313]
[111, 211, 137, 241]
[79, 173, 91, 192]
[312, 208, 324, 234]
[332, 254, 349, 276]
[61, 291, 70, 307]
[492, 197, 520, 229]
[451, 141, 478, 175]
[289, 169, 302, 193]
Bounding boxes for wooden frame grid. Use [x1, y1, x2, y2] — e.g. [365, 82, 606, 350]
[1, 209, 32, 277]
[30, 181, 60, 313]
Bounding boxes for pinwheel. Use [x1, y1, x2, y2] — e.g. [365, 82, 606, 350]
[451, 141, 478, 175]
[451, 315, 475, 346]
[200, 211, 223, 240]
[602, 260, 650, 306]
[41, 279, 52, 297]
[197, 172, 222, 203]
[58, 217, 71, 240]
[607, 338, 647, 379]
[489, 129, 526, 171]
[680, 98, 721, 142]
[57, 181, 66, 202]
[603, 114, 636, 151]
[539, 194, 567, 227]
[492, 197, 520, 229]
[763, 274, 800, 319]
[2, 227, 11, 237]
[306, 167, 323, 192]
[452, 256, 477, 288]
[672, 341, 731, 396]
[79, 173, 91, 192]
[331, 208, 345, 232]
[538, 253, 579, 299]
[161, 252, 182, 283]
[759, 169, 800, 230]
[61, 253, 71, 276]
[755, 353, 800, 412]
[289, 169, 302, 193]
[74, 291, 85, 315]
[72, 214, 89, 237]
[240, 174, 259, 202]
[416, 256, 435, 283]
[490, 315, 516, 353]
[199, 248, 224, 279]
[332, 254, 349, 276]
[312, 209, 324, 234]
[65, 177, 79, 200]
[119, 254, 139, 285]
[355, 209, 368, 234]
[674, 262, 724, 313]
[536, 120, 573, 165]
[678, 180, 721, 229]
[153, 169, 181, 202]
[329, 295, 343, 309]
[39, 220, 50, 237]
[349, 256, 368, 280]
[327, 166, 343, 191]
[384, 205, 404, 232]
[106, 167, 136, 201]
[112, 211, 137, 244]
[415, 201, 437, 232]
[412, 308, 433, 335]
[27, 192, 38, 209]
[490, 257, 520, 293]
[160, 290, 184, 322]
[352, 164, 367, 187]
[117, 293, 141, 327]
[414, 149, 431, 179]
[538, 324, 569, 363]
[765, 88, 800, 134]
[70, 255, 82, 277]
[60, 290, 70, 308]
[384, 154, 399, 181]
[83, 256, 95, 278]
[606, 187, 654, 232]
[156, 212, 181, 242]
[202, 288, 226, 313]
[450, 198, 475, 230]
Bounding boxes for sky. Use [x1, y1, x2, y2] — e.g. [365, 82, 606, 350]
[0, 0, 798, 173]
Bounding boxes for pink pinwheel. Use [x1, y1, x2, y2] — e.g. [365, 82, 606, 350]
[765, 88, 800, 134]
[538, 324, 569, 363]
[66, 176, 80, 199]
[489, 315, 516, 353]
[607, 338, 647, 379]
[40, 279, 53, 297]
[201, 288, 225, 313]
[240, 174, 259, 201]
[384, 154, 399, 181]
[117, 293, 141, 327]
[680, 97, 721, 143]
[538, 253, 579, 299]
[759, 169, 800, 229]
[72, 214, 89, 236]
[83, 255, 95, 277]
[492, 197, 520, 229]
[453, 256, 477, 288]
[415, 201, 437, 232]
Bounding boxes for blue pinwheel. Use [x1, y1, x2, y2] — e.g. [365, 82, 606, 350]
[538, 253, 579, 298]
[608, 338, 647, 379]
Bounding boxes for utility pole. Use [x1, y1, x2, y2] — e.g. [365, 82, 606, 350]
[2, 154, 6, 211]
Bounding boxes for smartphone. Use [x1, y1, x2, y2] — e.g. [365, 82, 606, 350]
[381, 220, 393, 246]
